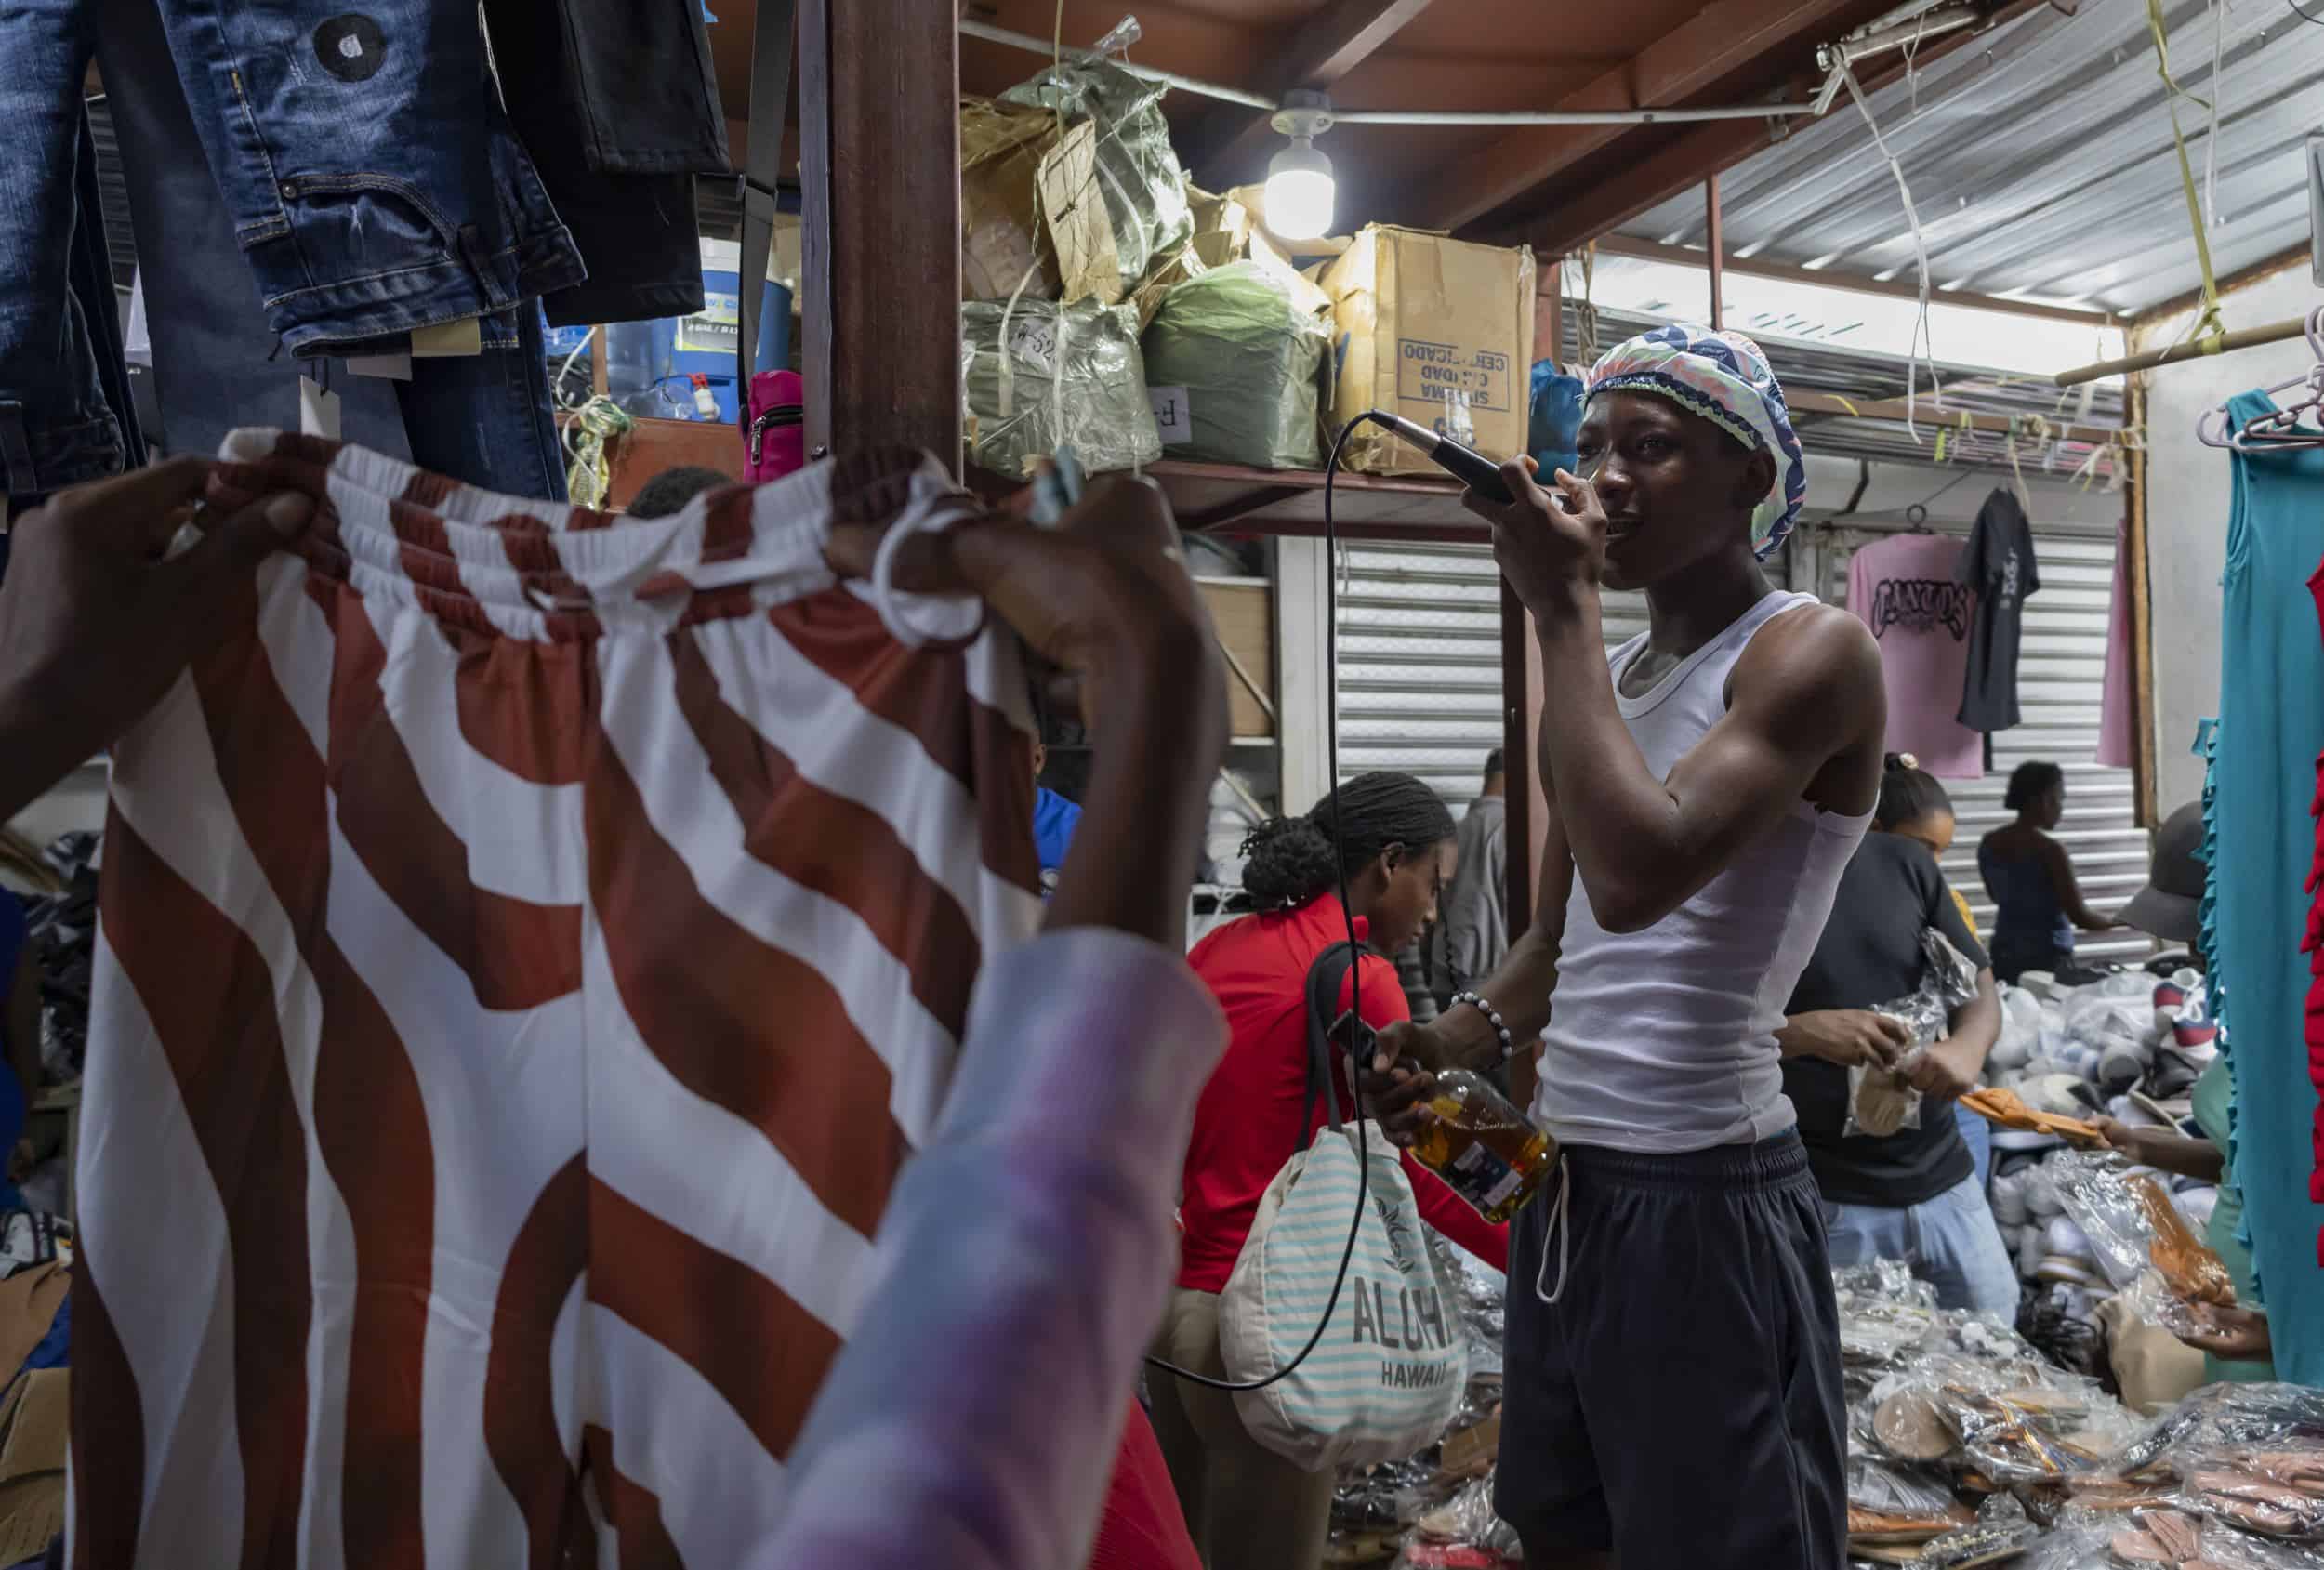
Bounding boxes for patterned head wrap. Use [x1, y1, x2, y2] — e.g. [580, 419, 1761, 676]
[1583, 323, 1807, 561]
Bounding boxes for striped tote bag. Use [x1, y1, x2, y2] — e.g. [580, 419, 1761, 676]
[1217, 945, 1466, 1469]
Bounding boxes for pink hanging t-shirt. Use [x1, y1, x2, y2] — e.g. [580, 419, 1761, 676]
[1846, 533, 1985, 779]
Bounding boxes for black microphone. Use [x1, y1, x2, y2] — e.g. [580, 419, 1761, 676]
[1360, 411, 1515, 504]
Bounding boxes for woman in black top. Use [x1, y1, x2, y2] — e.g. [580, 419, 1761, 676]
[1777, 757, 2017, 1314]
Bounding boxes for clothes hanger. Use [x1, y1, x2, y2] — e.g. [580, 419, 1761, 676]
[2196, 305, 2324, 450]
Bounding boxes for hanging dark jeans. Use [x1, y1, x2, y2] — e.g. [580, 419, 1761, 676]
[481, 0, 733, 328]
[0, 0, 143, 504]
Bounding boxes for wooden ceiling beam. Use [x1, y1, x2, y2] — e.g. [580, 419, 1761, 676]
[1177, 0, 1434, 187]
[1592, 235, 2113, 325]
[1408, 0, 1875, 234]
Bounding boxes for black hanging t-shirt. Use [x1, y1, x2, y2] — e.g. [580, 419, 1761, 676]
[1780, 833, 1991, 1208]
[1955, 488, 2040, 731]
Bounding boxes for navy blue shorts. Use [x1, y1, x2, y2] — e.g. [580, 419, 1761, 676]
[1494, 1131, 1847, 1570]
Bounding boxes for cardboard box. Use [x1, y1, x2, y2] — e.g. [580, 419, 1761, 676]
[1321, 227, 1536, 477]
[1197, 579, 1275, 739]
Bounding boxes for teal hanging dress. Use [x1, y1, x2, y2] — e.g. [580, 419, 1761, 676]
[2208, 389, 2324, 1385]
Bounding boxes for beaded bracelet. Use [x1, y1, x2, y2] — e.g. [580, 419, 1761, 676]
[1451, 991, 1517, 1061]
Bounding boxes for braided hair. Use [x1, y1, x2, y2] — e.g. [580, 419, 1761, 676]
[1875, 752, 1953, 832]
[1240, 772, 1456, 911]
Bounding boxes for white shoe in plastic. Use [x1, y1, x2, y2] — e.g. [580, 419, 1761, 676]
[1989, 1169, 2031, 1226]
[2045, 1216, 2094, 1261]
[2017, 1225, 2047, 1279]
[2025, 1164, 2066, 1219]
[2035, 1252, 2102, 1288]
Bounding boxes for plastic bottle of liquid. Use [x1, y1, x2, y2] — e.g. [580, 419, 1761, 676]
[1406, 1069, 1556, 1223]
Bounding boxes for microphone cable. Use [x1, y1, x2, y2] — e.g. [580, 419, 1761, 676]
[1144, 415, 1381, 1393]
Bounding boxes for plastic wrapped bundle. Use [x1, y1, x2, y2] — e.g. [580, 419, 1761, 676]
[1000, 54, 1193, 303]
[1393, 1475, 1522, 1568]
[1426, 1228, 1507, 1380]
[960, 299, 1161, 478]
[2048, 1149, 2237, 1329]
[1845, 1456, 1974, 1549]
[2106, 1384, 2324, 1545]
[2106, 1512, 2324, 1567]
[1846, 928, 1984, 1138]
[1865, 1353, 2137, 1484]
[1908, 1494, 2043, 1567]
[1140, 262, 1330, 469]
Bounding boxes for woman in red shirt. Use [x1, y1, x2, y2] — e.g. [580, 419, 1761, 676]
[1149, 773, 1511, 1570]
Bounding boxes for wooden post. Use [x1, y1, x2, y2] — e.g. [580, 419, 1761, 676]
[798, 0, 961, 468]
[2127, 372, 2157, 826]
[1705, 173, 1724, 329]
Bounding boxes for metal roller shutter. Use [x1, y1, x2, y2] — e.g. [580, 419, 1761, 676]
[1332, 541, 1645, 817]
[1329, 515, 2146, 969]
[1813, 515, 2151, 966]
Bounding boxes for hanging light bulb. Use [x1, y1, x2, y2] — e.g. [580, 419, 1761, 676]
[1264, 90, 1336, 242]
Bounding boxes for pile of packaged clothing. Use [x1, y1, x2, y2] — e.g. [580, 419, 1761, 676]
[1836, 1261, 2324, 1567]
[1324, 1234, 1516, 1566]
[957, 37, 1194, 479]
[1836, 1261, 2136, 1557]
[1325, 1391, 1512, 1566]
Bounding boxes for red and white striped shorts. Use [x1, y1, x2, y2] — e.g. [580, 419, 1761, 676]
[77, 433, 1042, 1565]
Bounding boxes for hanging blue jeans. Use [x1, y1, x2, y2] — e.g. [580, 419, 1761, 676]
[142, 0, 587, 355]
[97, 0, 565, 500]
[2211, 388, 2324, 1385]
[0, 0, 143, 502]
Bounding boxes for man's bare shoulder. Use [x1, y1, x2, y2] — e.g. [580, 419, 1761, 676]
[1731, 601, 1883, 732]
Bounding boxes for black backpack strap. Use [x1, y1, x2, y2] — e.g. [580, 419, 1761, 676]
[1299, 940, 1366, 1154]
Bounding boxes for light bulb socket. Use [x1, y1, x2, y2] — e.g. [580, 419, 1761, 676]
[1270, 88, 1334, 141]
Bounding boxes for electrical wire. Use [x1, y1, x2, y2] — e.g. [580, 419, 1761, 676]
[1143, 417, 1377, 1394]
[2285, 0, 2324, 25]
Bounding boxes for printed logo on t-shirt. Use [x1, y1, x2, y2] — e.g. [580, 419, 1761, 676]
[1998, 548, 2022, 610]
[1869, 577, 1973, 641]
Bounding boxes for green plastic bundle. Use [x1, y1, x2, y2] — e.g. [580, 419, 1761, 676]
[1000, 57, 1193, 303]
[961, 299, 1161, 478]
[1140, 262, 1330, 469]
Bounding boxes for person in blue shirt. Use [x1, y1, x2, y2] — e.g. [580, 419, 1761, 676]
[1031, 738, 1083, 896]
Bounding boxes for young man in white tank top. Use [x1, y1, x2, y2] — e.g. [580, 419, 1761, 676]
[1368, 326, 1887, 1570]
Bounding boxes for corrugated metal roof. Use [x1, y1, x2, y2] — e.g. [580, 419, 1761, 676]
[1620, 0, 2324, 315]
[1563, 303, 2126, 474]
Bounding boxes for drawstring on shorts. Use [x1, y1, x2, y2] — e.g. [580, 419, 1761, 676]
[1534, 1154, 1572, 1305]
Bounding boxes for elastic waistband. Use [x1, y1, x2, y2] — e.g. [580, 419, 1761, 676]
[213, 430, 984, 644]
[1561, 1131, 1809, 1193]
